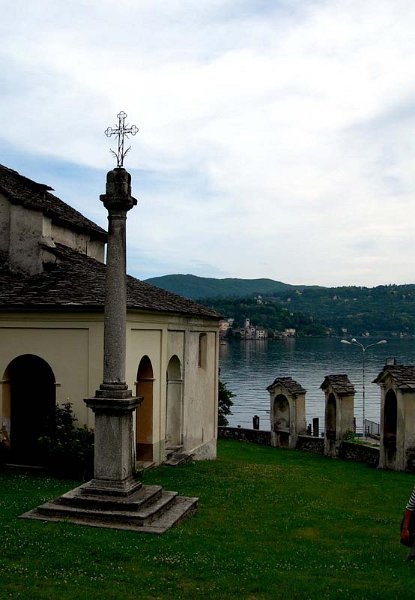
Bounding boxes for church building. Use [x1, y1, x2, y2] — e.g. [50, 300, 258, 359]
[0, 164, 220, 466]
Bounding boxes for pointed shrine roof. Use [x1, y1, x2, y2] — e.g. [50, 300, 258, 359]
[373, 365, 415, 390]
[267, 376, 306, 395]
[320, 374, 355, 396]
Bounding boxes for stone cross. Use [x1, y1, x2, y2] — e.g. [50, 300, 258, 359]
[105, 111, 139, 168]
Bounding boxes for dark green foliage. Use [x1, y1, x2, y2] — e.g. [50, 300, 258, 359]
[145, 274, 296, 299]
[38, 402, 94, 480]
[218, 380, 235, 426]
[146, 274, 415, 336]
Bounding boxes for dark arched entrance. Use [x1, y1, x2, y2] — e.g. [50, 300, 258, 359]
[166, 356, 183, 448]
[325, 393, 337, 441]
[135, 355, 154, 461]
[5, 354, 55, 464]
[383, 389, 397, 467]
[273, 394, 290, 448]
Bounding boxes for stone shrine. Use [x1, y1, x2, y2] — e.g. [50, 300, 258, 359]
[374, 364, 415, 472]
[267, 377, 307, 449]
[321, 374, 355, 457]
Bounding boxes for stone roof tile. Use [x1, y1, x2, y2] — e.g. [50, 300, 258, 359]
[373, 365, 415, 390]
[0, 244, 220, 319]
[0, 164, 106, 240]
[320, 374, 355, 395]
[266, 376, 307, 395]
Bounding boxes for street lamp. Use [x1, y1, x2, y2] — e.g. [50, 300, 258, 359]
[341, 338, 387, 436]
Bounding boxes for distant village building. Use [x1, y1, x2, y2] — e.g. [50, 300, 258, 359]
[0, 165, 220, 467]
[239, 318, 268, 340]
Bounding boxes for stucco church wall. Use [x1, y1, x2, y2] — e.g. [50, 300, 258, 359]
[183, 330, 218, 458]
[0, 317, 104, 435]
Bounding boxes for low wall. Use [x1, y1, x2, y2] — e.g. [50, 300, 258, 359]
[296, 435, 324, 454]
[338, 440, 379, 467]
[218, 427, 271, 446]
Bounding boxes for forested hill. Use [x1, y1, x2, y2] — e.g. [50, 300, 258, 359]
[144, 274, 307, 298]
[144, 275, 415, 337]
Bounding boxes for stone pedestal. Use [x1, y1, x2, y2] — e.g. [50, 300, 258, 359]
[321, 374, 355, 457]
[84, 396, 141, 495]
[267, 377, 307, 449]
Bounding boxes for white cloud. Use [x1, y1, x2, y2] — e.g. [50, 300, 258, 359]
[1, 0, 415, 285]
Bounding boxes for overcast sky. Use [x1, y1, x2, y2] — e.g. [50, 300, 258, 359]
[2, 0, 415, 287]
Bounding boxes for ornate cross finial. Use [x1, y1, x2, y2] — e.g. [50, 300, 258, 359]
[105, 111, 139, 168]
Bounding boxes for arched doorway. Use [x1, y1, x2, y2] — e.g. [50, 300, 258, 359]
[166, 356, 183, 448]
[135, 356, 154, 461]
[383, 389, 397, 466]
[325, 393, 337, 441]
[4, 354, 55, 464]
[273, 394, 290, 448]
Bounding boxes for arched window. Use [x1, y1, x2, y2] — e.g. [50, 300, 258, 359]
[198, 333, 207, 368]
[135, 356, 154, 461]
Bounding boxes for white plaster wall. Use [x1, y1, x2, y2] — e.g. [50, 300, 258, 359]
[0, 193, 10, 253]
[182, 329, 218, 458]
[9, 205, 44, 274]
[52, 224, 105, 263]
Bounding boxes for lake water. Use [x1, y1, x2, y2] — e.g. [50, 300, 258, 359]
[219, 337, 415, 433]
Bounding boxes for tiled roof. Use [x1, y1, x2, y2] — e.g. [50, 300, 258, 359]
[0, 164, 106, 241]
[373, 365, 415, 390]
[266, 376, 306, 395]
[320, 374, 355, 395]
[0, 244, 220, 319]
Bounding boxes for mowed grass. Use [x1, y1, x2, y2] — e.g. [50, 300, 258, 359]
[1, 440, 415, 600]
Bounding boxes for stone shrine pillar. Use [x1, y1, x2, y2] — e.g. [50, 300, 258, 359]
[84, 167, 141, 495]
[374, 365, 415, 472]
[267, 377, 307, 449]
[321, 374, 355, 457]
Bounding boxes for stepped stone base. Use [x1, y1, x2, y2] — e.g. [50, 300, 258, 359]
[20, 480, 198, 534]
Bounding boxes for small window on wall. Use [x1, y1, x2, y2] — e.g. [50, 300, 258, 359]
[198, 333, 207, 368]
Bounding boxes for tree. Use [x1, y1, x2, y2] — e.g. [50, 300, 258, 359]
[218, 380, 235, 427]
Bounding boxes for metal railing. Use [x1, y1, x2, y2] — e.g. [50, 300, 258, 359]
[364, 419, 380, 439]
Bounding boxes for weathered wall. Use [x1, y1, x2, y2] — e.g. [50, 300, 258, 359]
[218, 426, 271, 446]
[52, 224, 105, 263]
[338, 441, 379, 466]
[296, 435, 325, 454]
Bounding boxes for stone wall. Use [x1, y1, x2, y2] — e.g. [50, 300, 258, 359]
[218, 427, 271, 446]
[296, 435, 324, 454]
[338, 441, 379, 467]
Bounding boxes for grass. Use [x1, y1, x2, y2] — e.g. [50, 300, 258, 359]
[1, 440, 415, 599]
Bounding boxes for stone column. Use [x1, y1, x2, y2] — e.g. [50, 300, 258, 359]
[85, 168, 141, 496]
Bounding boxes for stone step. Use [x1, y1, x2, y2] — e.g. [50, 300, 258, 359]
[21, 491, 198, 534]
[56, 484, 163, 512]
[33, 489, 178, 526]
[164, 452, 194, 467]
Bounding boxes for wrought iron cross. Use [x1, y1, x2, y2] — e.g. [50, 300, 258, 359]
[105, 111, 139, 168]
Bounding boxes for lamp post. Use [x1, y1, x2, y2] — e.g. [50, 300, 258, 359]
[341, 338, 387, 436]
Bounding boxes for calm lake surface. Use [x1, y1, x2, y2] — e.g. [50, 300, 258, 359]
[219, 337, 415, 433]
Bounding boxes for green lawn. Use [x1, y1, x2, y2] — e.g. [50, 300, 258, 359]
[1, 440, 415, 599]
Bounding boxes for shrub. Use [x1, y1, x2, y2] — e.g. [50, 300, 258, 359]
[38, 402, 94, 480]
[218, 380, 235, 426]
